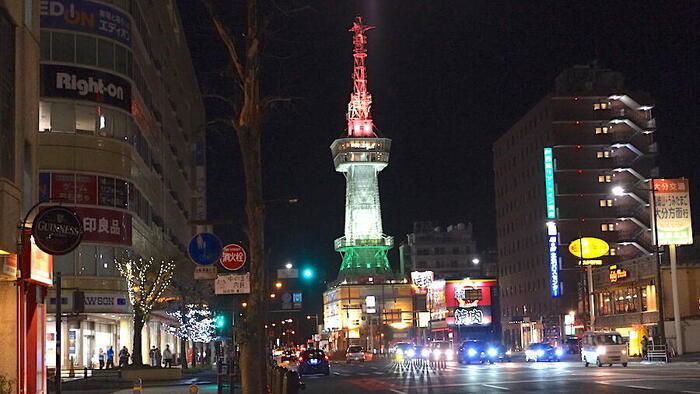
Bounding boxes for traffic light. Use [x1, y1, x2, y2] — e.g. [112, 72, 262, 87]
[215, 314, 226, 329]
[302, 268, 314, 279]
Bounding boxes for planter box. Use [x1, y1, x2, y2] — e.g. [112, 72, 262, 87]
[120, 367, 182, 381]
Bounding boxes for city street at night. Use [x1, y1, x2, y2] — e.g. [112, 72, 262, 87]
[299, 358, 700, 394]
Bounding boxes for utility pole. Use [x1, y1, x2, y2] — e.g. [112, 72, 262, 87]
[55, 272, 62, 394]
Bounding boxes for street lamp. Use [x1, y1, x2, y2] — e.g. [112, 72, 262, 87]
[275, 281, 283, 289]
[611, 182, 666, 344]
[472, 258, 480, 265]
[285, 263, 293, 269]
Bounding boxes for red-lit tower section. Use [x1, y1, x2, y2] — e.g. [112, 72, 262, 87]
[347, 16, 376, 137]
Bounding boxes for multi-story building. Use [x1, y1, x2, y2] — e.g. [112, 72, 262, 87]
[38, 0, 206, 368]
[0, 2, 44, 392]
[401, 222, 486, 279]
[494, 64, 657, 348]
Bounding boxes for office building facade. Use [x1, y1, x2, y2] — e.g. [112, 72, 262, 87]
[38, 0, 206, 368]
[494, 64, 657, 348]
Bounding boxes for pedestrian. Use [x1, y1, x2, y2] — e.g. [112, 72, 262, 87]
[98, 348, 105, 369]
[641, 336, 649, 359]
[163, 344, 173, 368]
[155, 347, 162, 367]
[149, 346, 156, 366]
[106, 346, 115, 369]
[119, 346, 130, 368]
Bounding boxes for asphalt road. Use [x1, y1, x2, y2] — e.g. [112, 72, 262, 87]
[296, 357, 700, 394]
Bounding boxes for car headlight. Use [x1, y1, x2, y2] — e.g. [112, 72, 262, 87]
[487, 348, 498, 357]
[396, 349, 403, 355]
[555, 348, 563, 356]
[421, 348, 431, 358]
[622, 349, 627, 355]
[406, 349, 416, 358]
[536, 350, 544, 357]
[468, 348, 477, 357]
[505, 350, 512, 356]
[525, 350, 533, 357]
[433, 349, 442, 357]
[596, 346, 606, 355]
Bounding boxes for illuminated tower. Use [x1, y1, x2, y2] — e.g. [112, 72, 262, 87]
[330, 16, 393, 280]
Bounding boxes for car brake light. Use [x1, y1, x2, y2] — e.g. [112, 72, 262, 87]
[325, 355, 329, 360]
[298, 357, 304, 362]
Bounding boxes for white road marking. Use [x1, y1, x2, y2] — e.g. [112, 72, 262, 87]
[390, 391, 407, 394]
[482, 383, 510, 391]
[626, 385, 654, 390]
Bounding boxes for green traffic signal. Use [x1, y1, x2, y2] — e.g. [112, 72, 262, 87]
[302, 268, 314, 279]
[215, 314, 226, 328]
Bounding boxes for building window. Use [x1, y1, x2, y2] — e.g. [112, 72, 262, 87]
[609, 248, 616, 255]
[0, 10, 15, 180]
[593, 102, 609, 110]
[596, 150, 611, 159]
[601, 223, 615, 232]
[598, 175, 612, 183]
[599, 199, 614, 207]
[595, 126, 611, 134]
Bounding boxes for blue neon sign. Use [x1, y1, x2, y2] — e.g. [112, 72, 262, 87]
[543, 148, 556, 219]
[547, 222, 561, 297]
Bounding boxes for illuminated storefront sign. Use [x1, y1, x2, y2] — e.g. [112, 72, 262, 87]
[411, 270, 434, 295]
[653, 179, 694, 245]
[569, 237, 609, 259]
[543, 147, 556, 219]
[40, 0, 131, 45]
[547, 221, 561, 297]
[428, 279, 495, 326]
[609, 265, 628, 283]
[365, 295, 376, 313]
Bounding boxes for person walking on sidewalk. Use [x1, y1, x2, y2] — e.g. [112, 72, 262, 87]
[106, 346, 115, 369]
[163, 344, 173, 368]
[119, 346, 130, 368]
[155, 347, 162, 367]
[642, 336, 649, 359]
[149, 346, 157, 366]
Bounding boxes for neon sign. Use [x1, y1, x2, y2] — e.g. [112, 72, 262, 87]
[609, 265, 628, 283]
[544, 148, 556, 219]
[547, 221, 561, 297]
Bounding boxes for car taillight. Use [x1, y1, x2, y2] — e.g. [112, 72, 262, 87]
[298, 357, 304, 362]
[325, 355, 329, 360]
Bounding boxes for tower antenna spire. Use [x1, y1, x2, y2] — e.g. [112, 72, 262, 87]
[347, 16, 376, 137]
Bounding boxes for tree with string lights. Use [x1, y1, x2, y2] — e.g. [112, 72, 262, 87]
[168, 305, 216, 349]
[116, 257, 175, 366]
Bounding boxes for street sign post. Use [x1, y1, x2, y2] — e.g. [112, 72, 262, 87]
[188, 233, 223, 266]
[220, 244, 247, 271]
[194, 265, 217, 280]
[215, 273, 251, 295]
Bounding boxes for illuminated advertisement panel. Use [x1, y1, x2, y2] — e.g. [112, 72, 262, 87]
[428, 279, 496, 326]
[544, 147, 556, 219]
[547, 221, 561, 297]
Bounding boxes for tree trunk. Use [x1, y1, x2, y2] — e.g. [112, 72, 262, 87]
[180, 338, 189, 369]
[192, 342, 198, 367]
[132, 312, 145, 366]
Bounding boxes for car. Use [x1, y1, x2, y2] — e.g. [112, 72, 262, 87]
[525, 343, 563, 362]
[297, 349, 330, 376]
[346, 346, 366, 363]
[581, 331, 629, 367]
[393, 342, 417, 361]
[430, 341, 455, 361]
[565, 337, 581, 354]
[280, 350, 296, 363]
[457, 340, 487, 364]
[484, 342, 511, 363]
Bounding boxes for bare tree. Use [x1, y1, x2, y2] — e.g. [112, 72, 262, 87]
[201, 1, 267, 392]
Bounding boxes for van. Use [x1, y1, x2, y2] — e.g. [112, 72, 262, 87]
[581, 331, 629, 367]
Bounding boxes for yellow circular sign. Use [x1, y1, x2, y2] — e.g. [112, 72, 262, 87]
[569, 237, 609, 259]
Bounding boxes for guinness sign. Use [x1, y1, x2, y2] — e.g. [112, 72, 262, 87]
[32, 206, 83, 255]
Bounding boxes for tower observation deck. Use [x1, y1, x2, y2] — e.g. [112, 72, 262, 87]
[330, 16, 393, 280]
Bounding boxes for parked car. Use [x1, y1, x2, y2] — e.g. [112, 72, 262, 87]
[346, 346, 366, 363]
[581, 331, 629, 367]
[457, 340, 487, 364]
[297, 349, 330, 376]
[525, 343, 563, 362]
[484, 342, 511, 363]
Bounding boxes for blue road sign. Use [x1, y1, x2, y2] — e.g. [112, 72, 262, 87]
[188, 233, 223, 266]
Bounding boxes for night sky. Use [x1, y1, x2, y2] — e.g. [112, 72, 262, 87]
[177, 1, 697, 299]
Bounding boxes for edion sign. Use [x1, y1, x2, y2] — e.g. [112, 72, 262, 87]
[220, 244, 247, 271]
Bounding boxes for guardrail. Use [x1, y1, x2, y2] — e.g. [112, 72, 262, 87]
[47, 367, 122, 382]
[267, 359, 304, 394]
[646, 344, 668, 362]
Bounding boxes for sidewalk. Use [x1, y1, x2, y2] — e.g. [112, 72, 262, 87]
[61, 368, 219, 393]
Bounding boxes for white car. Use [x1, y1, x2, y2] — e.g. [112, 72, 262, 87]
[346, 346, 366, 363]
[581, 331, 629, 367]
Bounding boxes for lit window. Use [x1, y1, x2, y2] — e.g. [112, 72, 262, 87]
[608, 248, 617, 256]
[595, 126, 610, 134]
[598, 175, 612, 183]
[596, 151, 611, 159]
[594, 103, 609, 110]
[601, 223, 615, 232]
[599, 199, 613, 207]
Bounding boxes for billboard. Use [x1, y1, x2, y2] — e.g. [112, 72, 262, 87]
[41, 64, 132, 111]
[547, 221, 561, 297]
[40, 0, 131, 45]
[427, 279, 496, 326]
[543, 147, 556, 219]
[74, 207, 132, 246]
[411, 270, 434, 295]
[653, 179, 693, 245]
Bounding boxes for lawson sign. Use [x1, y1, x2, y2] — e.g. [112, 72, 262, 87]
[48, 291, 130, 313]
[40, 0, 131, 45]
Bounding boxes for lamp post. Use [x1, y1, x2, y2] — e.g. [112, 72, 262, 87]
[612, 182, 665, 344]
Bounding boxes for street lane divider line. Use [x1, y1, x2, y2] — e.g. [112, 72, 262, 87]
[482, 383, 510, 391]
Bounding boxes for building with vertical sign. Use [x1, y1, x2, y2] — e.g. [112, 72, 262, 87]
[38, 0, 205, 368]
[494, 64, 658, 348]
[0, 1, 45, 391]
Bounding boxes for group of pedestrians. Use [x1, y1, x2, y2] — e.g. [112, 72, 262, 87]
[95, 344, 173, 368]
